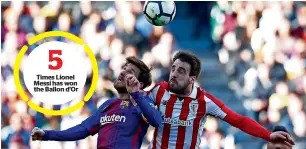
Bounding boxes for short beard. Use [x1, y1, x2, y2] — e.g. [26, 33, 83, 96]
[114, 81, 128, 94]
[169, 86, 188, 95]
[114, 86, 128, 94]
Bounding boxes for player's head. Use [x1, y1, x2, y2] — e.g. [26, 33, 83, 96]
[169, 51, 201, 95]
[114, 56, 152, 93]
[267, 126, 292, 149]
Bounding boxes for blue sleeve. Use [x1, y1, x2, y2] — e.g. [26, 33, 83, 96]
[130, 91, 163, 127]
[42, 125, 90, 141]
[43, 99, 115, 141]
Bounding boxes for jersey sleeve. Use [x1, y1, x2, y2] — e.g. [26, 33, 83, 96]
[81, 98, 115, 136]
[80, 111, 100, 136]
[204, 92, 272, 141]
[42, 99, 115, 141]
[43, 125, 90, 141]
[130, 91, 163, 127]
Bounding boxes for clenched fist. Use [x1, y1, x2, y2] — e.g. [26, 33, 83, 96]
[125, 74, 140, 93]
[31, 127, 45, 141]
[270, 131, 295, 147]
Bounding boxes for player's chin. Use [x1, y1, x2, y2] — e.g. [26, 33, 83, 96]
[114, 81, 125, 88]
[169, 81, 178, 89]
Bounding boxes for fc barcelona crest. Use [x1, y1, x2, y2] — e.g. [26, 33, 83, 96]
[120, 100, 129, 109]
[190, 104, 198, 115]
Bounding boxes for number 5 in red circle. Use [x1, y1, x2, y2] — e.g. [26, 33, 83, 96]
[48, 50, 63, 70]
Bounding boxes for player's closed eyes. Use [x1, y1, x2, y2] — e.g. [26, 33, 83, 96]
[177, 68, 185, 74]
[171, 66, 176, 73]
[171, 68, 185, 75]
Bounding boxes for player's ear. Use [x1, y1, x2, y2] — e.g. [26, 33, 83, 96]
[190, 76, 196, 84]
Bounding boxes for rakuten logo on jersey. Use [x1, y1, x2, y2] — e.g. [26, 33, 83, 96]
[100, 114, 126, 125]
[162, 116, 192, 126]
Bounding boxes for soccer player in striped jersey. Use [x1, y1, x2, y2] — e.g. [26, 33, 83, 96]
[31, 57, 163, 149]
[133, 51, 295, 149]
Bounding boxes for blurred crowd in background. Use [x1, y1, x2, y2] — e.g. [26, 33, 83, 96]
[212, 1, 306, 149]
[1, 1, 305, 149]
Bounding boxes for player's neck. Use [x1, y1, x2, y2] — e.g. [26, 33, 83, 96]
[118, 93, 137, 105]
[118, 93, 130, 100]
[176, 85, 193, 97]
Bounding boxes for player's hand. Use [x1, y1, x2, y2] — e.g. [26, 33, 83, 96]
[269, 131, 295, 147]
[31, 127, 45, 141]
[125, 74, 140, 93]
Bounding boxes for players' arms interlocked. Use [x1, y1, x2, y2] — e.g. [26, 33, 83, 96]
[205, 92, 295, 146]
[125, 75, 163, 127]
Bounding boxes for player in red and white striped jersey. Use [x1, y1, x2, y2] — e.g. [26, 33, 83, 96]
[138, 51, 294, 149]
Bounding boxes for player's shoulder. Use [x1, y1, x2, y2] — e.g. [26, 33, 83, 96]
[194, 87, 216, 102]
[193, 86, 205, 96]
[156, 81, 169, 88]
[155, 81, 170, 92]
[97, 97, 118, 111]
[198, 89, 225, 106]
[146, 81, 169, 94]
[151, 81, 169, 89]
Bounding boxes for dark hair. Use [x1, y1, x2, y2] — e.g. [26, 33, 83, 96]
[273, 125, 289, 133]
[125, 56, 152, 89]
[172, 51, 201, 78]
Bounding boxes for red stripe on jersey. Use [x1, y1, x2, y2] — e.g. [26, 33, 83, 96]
[132, 120, 143, 148]
[152, 127, 158, 149]
[190, 88, 206, 149]
[161, 95, 177, 149]
[152, 86, 165, 149]
[155, 86, 165, 109]
[99, 99, 121, 147]
[159, 82, 170, 91]
[176, 97, 193, 149]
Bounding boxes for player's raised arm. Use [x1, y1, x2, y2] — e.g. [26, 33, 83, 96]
[126, 74, 163, 127]
[203, 92, 295, 145]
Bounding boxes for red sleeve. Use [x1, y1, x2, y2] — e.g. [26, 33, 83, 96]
[146, 81, 168, 95]
[205, 93, 272, 141]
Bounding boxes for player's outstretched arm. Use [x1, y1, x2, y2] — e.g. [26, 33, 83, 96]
[204, 93, 295, 146]
[32, 124, 90, 141]
[32, 99, 115, 141]
[125, 75, 163, 127]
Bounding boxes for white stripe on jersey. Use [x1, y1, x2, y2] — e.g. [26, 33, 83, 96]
[166, 98, 184, 147]
[155, 91, 170, 149]
[148, 84, 228, 149]
[204, 96, 227, 119]
[148, 85, 160, 104]
[183, 99, 199, 148]
[195, 114, 208, 147]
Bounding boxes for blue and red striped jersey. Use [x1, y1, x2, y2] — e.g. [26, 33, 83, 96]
[42, 91, 162, 149]
[83, 98, 150, 149]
